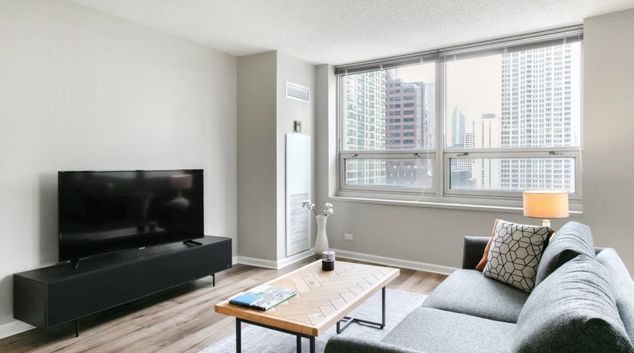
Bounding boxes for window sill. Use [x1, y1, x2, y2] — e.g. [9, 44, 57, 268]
[331, 194, 583, 216]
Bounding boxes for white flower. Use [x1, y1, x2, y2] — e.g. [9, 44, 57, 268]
[302, 200, 318, 216]
[302, 201, 334, 217]
[324, 203, 334, 216]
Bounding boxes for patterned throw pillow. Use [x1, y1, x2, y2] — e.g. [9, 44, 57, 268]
[483, 220, 553, 292]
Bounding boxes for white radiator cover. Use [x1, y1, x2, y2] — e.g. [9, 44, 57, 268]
[285, 134, 312, 256]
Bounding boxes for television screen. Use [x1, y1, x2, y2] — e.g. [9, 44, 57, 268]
[58, 169, 204, 261]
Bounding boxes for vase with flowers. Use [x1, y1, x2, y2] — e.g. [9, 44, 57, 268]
[302, 201, 334, 257]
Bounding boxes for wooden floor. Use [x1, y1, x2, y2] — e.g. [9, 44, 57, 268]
[0, 258, 446, 353]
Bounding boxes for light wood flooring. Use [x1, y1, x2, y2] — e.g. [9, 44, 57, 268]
[0, 258, 446, 353]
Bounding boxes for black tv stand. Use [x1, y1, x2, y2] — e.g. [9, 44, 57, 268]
[14, 236, 231, 337]
[183, 239, 203, 246]
[70, 259, 80, 270]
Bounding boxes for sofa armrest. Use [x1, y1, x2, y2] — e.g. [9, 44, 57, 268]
[325, 336, 423, 353]
[462, 236, 489, 270]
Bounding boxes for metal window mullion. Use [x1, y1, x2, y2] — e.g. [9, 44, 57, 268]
[574, 152, 583, 200]
[444, 150, 579, 158]
[443, 147, 581, 154]
[435, 58, 446, 198]
[337, 75, 345, 193]
[340, 151, 434, 159]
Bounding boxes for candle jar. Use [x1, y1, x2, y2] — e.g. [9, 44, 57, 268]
[322, 251, 335, 271]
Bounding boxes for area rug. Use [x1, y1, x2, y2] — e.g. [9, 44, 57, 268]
[200, 289, 426, 353]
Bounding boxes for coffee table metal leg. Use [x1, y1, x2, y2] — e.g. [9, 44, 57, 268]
[236, 318, 241, 353]
[337, 286, 386, 334]
[381, 286, 386, 327]
[234, 317, 315, 353]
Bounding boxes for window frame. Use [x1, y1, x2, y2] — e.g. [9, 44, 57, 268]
[336, 32, 583, 207]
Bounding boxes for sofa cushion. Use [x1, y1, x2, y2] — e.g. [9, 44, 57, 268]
[598, 248, 634, 343]
[482, 220, 551, 292]
[475, 219, 500, 271]
[535, 221, 594, 285]
[422, 269, 529, 323]
[383, 307, 514, 353]
[514, 254, 633, 353]
[325, 337, 421, 353]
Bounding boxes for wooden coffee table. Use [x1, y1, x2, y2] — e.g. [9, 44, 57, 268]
[215, 260, 400, 353]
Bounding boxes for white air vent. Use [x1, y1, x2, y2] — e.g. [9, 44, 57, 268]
[286, 81, 310, 102]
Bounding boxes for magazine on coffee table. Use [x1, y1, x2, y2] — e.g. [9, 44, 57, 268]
[230, 285, 297, 311]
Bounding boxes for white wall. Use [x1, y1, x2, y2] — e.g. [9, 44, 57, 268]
[0, 0, 237, 330]
[317, 8, 634, 272]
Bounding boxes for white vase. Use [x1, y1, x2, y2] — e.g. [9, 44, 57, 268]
[314, 215, 329, 257]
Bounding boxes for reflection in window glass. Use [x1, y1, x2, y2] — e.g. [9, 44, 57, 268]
[449, 158, 575, 192]
[345, 159, 433, 188]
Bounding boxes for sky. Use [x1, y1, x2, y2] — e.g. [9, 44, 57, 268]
[394, 54, 502, 147]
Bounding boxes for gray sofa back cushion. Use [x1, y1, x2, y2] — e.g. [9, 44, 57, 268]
[514, 254, 633, 353]
[598, 248, 634, 343]
[534, 221, 594, 285]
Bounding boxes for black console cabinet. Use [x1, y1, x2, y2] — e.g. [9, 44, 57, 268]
[14, 236, 231, 336]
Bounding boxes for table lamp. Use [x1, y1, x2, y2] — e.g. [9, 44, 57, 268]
[523, 191, 569, 227]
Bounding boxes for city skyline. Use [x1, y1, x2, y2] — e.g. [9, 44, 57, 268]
[343, 41, 581, 192]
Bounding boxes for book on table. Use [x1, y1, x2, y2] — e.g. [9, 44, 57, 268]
[229, 285, 297, 311]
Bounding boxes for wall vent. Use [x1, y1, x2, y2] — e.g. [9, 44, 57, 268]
[286, 81, 310, 102]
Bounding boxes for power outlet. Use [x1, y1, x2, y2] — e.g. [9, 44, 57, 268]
[344, 233, 354, 241]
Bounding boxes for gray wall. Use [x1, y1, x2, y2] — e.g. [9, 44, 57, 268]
[0, 0, 238, 327]
[315, 65, 337, 209]
[582, 8, 634, 269]
[275, 52, 316, 259]
[237, 51, 316, 262]
[237, 52, 278, 261]
[317, 8, 634, 272]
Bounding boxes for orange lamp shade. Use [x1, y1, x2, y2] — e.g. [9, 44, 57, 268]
[523, 191, 569, 219]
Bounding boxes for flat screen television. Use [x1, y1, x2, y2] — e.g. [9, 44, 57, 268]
[58, 169, 204, 261]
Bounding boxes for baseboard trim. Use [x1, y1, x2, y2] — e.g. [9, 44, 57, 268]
[332, 249, 456, 275]
[277, 248, 316, 269]
[0, 320, 34, 340]
[235, 255, 278, 269]
[236, 248, 315, 270]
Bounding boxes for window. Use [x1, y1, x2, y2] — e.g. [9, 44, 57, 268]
[337, 27, 583, 207]
[340, 62, 436, 191]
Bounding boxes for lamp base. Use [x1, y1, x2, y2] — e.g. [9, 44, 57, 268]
[542, 219, 551, 227]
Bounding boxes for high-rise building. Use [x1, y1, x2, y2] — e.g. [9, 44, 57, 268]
[500, 44, 576, 191]
[386, 74, 424, 150]
[471, 113, 501, 189]
[450, 106, 466, 147]
[343, 71, 387, 185]
[384, 73, 432, 187]
[453, 113, 500, 190]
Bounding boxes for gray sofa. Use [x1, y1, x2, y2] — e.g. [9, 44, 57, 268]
[325, 222, 634, 353]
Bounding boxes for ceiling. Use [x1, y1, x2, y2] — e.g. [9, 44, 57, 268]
[69, 0, 634, 65]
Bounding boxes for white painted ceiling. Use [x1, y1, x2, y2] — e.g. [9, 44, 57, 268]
[69, 0, 634, 65]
